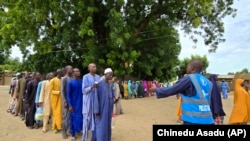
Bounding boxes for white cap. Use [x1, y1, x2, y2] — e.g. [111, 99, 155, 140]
[16, 72, 21, 77]
[104, 68, 113, 74]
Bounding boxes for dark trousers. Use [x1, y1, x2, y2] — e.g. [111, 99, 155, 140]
[120, 92, 124, 98]
[62, 107, 70, 135]
[25, 104, 36, 127]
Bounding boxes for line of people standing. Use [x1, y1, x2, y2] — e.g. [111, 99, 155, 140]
[6, 63, 116, 141]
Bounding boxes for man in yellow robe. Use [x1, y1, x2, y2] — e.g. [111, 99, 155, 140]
[50, 69, 63, 133]
[39, 72, 54, 133]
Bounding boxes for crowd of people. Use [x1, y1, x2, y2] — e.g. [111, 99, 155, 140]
[7, 63, 127, 141]
[5, 59, 250, 141]
[7, 62, 166, 141]
[115, 79, 165, 100]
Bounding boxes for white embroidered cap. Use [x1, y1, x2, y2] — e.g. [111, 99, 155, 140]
[104, 68, 113, 74]
[16, 72, 21, 77]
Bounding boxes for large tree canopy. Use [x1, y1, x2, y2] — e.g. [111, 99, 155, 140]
[0, 0, 236, 81]
[0, 51, 5, 64]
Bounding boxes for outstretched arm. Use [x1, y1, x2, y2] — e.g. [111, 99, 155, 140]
[152, 77, 192, 98]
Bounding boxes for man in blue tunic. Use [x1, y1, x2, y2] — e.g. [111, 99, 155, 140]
[94, 68, 114, 141]
[34, 79, 43, 128]
[67, 68, 83, 141]
[82, 63, 100, 141]
[150, 60, 214, 125]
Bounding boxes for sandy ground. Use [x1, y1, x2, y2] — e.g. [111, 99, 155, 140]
[0, 86, 234, 141]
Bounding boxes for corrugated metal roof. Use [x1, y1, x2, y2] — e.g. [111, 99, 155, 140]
[217, 75, 235, 79]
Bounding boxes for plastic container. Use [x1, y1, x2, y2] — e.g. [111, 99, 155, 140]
[111, 114, 116, 129]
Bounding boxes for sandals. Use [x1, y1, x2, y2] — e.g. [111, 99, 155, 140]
[62, 134, 68, 139]
[176, 120, 183, 124]
[6, 109, 11, 113]
[71, 137, 76, 141]
[42, 130, 47, 134]
[34, 124, 39, 129]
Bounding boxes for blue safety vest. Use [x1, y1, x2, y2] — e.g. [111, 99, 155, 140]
[181, 73, 214, 124]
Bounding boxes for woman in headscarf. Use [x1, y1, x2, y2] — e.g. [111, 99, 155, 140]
[127, 80, 133, 98]
[147, 81, 153, 96]
[209, 74, 226, 125]
[229, 78, 250, 125]
[142, 80, 148, 96]
[242, 80, 250, 123]
[123, 81, 129, 99]
[137, 81, 144, 98]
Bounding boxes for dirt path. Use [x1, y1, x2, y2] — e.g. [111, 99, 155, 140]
[0, 86, 233, 141]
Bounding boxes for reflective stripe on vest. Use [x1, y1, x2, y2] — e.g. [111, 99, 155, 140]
[182, 99, 207, 104]
[182, 74, 212, 105]
[182, 111, 212, 117]
[189, 74, 212, 102]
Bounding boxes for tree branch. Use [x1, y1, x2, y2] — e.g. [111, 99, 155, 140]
[133, 0, 163, 37]
[133, 16, 150, 37]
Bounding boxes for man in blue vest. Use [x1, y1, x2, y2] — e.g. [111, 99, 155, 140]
[150, 60, 214, 125]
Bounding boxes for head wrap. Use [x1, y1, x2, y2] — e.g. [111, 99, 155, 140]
[16, 72, 21, 77]
[104, 68, 113, 74]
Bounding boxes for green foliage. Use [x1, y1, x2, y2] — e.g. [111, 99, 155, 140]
[227, 72, 235, 75]
[0, 0, 236, 79]
[132, 22, 181, 81]
[240, 68, 249, 74]
[0, 56, 22, 72]
[0, 51, 5, 64]
[179, 55, 209, 76]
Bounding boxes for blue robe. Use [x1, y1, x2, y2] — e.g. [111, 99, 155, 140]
[35, 81, 43, 103]
[94, 79, 114, 141]
[82, 73, 100, 141]
[34, 81, 43, 122]
[221, 81, 229, 99]
[135, 83, 138, 92]
[209, 74, 226, 118]
[127, 80, 132, 95]
[67, 79, 83, 137]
